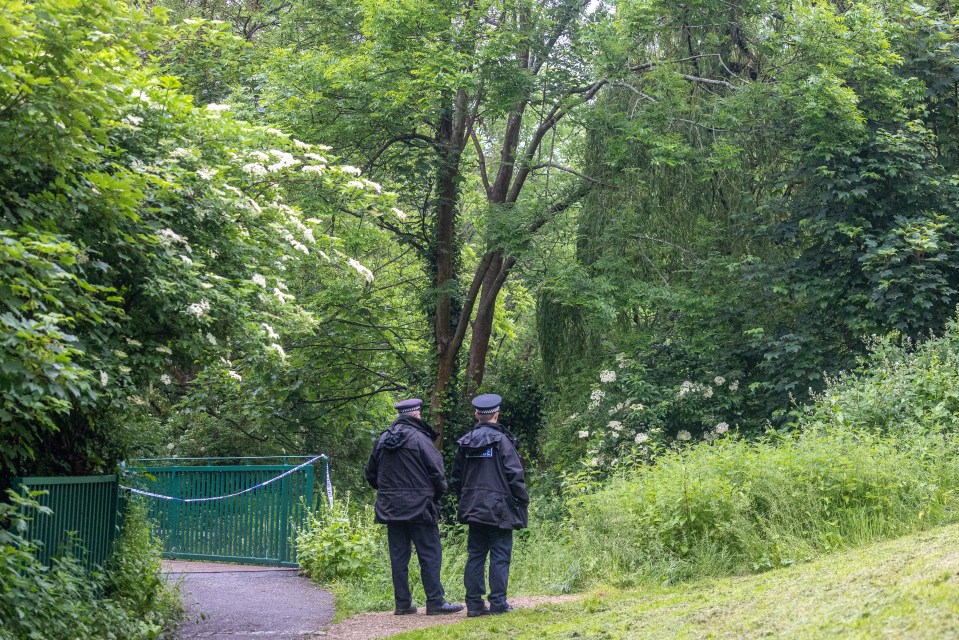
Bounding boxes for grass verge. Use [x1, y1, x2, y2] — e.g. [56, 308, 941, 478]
[392, 521, 959, 639]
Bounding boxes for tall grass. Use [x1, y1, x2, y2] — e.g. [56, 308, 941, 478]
[310, 322, 959, 611]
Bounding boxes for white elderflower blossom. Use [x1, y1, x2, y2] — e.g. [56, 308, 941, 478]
[125, 338, 142, 347]
[391, 207, 407, 220]
[228, 370, 242, 382]
[265, 128, 283, 136]
[270, 343, 287, 360]
[703, 386, 714, 399]
[160, 374, 172, 385]
[155, 345, 173, 355]
[290, 239, 309, 254]
[714, 376, 726, 386]
[170, 147, 195, 159]
[608, 420, 622, 431]
[99, 371, 109, 386]
[273, 288, 295, 304]
[715, 422, 729, 435]
[362, 179, 383, 194]
[242, 163, 267, 176]
[122, 114, 143, 127]
[206, 333, 217, 345]
[252, 273, 267, 287]
[348, 258, 374, 283]
[729, 380, 740, 392]
[346, 180, 366, 190]
[196, 167, 218, 181]
[629, 403, 646, 412]
[600, 370, 617, 383]
[179, 255, 194, 266]
[131, 89, 151, 103]
[340, 165, 362, 176]
[578, 430, 590, 439]
[590, 389, 605, 403]
[678, 380, 697, 397]
[267, 150, 299, 172]
[304, 153, 327, 163]
[293, 138, 312, 149]
[187, 299, 210, 317]
[302, 165, 324, 174]
[634, 432, 649, 444]
[677, 430, 692, 441]
[205, 102, 231, 113]
[251, 151, 270, 162]
[262, 323, 280, 340]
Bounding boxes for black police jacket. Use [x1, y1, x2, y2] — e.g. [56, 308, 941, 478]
[452, 422, 529, 530]
[365, 415, 447, 524]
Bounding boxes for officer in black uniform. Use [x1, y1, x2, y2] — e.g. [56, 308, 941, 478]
[365, 398, 464, 616]
[452, 393, 529, 617]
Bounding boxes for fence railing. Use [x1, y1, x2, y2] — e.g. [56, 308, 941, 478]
[12, 475, 121, 570]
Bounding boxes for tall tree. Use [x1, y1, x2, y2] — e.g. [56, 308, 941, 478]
[260, 0, 610, 442]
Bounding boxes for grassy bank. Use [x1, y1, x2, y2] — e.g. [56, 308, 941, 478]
[395, 522, 959, 639]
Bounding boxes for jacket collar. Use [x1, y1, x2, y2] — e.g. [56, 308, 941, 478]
[392, 414, 438, 440]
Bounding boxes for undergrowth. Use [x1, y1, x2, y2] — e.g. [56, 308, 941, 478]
[0, 494, 181, 640]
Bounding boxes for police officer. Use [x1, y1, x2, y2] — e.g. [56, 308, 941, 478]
[452, 393, 529, 617]
[365, 398, 464, 616]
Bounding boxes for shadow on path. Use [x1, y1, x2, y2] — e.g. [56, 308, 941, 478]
[164, 561, 334, 639]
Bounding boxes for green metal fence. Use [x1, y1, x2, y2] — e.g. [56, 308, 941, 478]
[128, 459, 317, 566]
[12, 475, 121, 570]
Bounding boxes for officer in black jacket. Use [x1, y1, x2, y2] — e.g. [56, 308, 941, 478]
[365, 398, 464, 616]
[452, 393, 529, 617]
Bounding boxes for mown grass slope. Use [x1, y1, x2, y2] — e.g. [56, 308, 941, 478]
[396, 522, 959, 639]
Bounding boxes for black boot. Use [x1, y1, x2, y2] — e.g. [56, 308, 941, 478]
[394, 605, 417, 615]
[426, 601, 465, 615]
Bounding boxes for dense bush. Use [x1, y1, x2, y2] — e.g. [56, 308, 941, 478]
[0, 494, 180, 640]
[296, 497, 381, 585]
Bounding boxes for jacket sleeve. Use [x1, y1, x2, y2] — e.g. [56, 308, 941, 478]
[451, 446, 465, 498]
[364, 442, 380, 489]
[421, 437, 448, 497]
[500, 440, 529, 506]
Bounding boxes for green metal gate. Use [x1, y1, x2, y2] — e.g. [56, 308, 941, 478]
[12, 475, 121, 569]
[127, 457, 324, 567]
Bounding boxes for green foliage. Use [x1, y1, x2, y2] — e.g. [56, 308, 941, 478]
[0, 492, 179, 640]
[296, 497, 381, 584]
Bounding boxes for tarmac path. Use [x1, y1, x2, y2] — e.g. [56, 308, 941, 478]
[164, 561, 335, 639]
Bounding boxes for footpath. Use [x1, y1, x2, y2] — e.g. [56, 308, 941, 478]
[165, 560, 578, 639]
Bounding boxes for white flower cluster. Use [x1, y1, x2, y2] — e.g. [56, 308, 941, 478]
[677, 430, 692, 441]
[714, 376, 726, 386]
[340, 165, 362, 176]
[267, 149, 300, 173]
[160, 374, 172, 385]
[588, 388, 605, 409]
[616, 353, 628, 369]
[122, 114, 143, 127]
[228, 370, 242, 382]
[348, 258, 374, 283]
[715, 422, 729, 435]
[197, 167, 218, 181]
[608, 420, 622, 431]
[578, 430, 590, 439]
[600, 370, 617, 383]
[634, 432, 649, 444]
[391, 208, 407, 220]
[302, 165, 324, 174]
[270, 342, 287, 360]
[155, 345, 173, 355]
[205, 103, 231, 113]
[206, 333, 217, 345]
[262, 323, 280, 340]
[252, 273, 267, 287]
[273, 287, 295, 304]
[99, 371, 109, 386]
[729, 380, 740, 392]
[243, 163, 267, 176]
[186, 299, 211, 318]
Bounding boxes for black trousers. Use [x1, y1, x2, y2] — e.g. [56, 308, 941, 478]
[464, 523, 513, 610]
[386, 522, 445, 608]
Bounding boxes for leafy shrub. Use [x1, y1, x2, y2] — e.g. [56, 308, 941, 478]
[0, 492, 180, 640]
[296, 497, 381, 584]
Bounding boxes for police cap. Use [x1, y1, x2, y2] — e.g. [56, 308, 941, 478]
[394, 398, 423, 414]
[471, 393, 502, 415]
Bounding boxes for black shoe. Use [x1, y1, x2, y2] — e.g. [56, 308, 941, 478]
[426, 601, 465, 615]
[466, 607, 490, 618]
[489, 604, 515, 615]
[394, 605, 417, 615]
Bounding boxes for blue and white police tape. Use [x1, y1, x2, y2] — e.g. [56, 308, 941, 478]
[120, 455, 334, 508]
